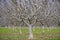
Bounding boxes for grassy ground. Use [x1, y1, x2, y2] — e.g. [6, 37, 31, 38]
[0, 27, 60, 40]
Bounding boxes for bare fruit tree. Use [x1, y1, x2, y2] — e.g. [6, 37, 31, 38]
[0, 0, 60, 39]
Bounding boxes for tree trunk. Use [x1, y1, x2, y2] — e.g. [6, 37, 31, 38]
[47, 27, 50, 31]
[42, 26, 45, 32]
[28, 25, 33, 39]
[20, 26, 22, 34]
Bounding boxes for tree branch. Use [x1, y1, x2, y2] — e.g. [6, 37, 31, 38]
[23, 19, 30, 26]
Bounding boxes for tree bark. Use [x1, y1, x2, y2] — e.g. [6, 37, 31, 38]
[28, 25, 33, 39]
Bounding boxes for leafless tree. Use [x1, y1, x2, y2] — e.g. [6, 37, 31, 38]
[0, 0, 60, 39]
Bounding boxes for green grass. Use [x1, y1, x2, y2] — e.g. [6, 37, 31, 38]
[48, 38, 60, 40]
[0, 27, 60, 40]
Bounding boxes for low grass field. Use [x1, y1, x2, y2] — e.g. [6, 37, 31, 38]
[0, 27, 60, 40]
